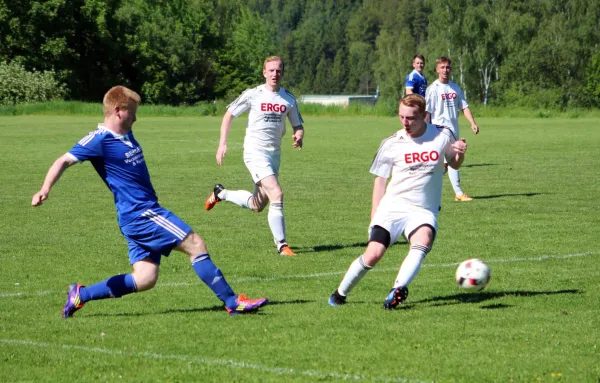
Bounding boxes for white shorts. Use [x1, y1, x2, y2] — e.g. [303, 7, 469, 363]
[244, 150, 281, 184]
[436, 125, 457, 165]
[369, 206, 438, 245]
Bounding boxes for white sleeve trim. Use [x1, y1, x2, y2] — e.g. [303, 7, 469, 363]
[66, 152, 81, 163]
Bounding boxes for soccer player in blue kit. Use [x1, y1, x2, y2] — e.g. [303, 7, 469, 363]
[31, 86, 268, 317]
[405, 54, 427, 97]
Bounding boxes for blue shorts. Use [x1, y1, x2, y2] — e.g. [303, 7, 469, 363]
[120, 206, 192, 265]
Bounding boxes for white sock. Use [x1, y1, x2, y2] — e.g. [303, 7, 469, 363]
[221, 190, 252, 208]
[268, 202, 286, 244]
[447, 167, 464, 195]
[394, 244, 430, 288]
[338, 256, 372, 296]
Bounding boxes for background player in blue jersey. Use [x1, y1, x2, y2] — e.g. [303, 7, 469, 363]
[405, 54, 428, 97]
[31, 86, 268, 317]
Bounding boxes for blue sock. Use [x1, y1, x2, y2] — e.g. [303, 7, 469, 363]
[192, 254, 237, 308]
[79, 274, 137, 302]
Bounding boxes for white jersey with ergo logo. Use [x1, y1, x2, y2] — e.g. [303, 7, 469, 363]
[370, 124, 457, 215]
[227, 84, 303, 153]
[425, 80, 468, 136]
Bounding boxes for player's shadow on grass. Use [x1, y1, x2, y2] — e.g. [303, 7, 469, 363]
[86, 307, 224, 317]
[480, 303, 511, 309]
[295, 241, 407, 254]
[414, 289, 582, 308]
[461, 163, 498, 168]
[472, 192, 542, 200]
[87, 299, 313, 317]
[87, 306, 227, 317]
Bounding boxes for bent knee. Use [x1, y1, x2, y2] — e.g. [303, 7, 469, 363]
[249, 198, 268, 212]
[362, 242, 387, 266]
[189, 232, 207, 248]
[181, 232, 208, 256]
[132, 270, 159, 292]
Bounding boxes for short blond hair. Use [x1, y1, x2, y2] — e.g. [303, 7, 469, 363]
[399, 94, 426, 115]
[103, 86, 141, 117]
[435, 56, 452, 67]
[263, 56, 284, 71]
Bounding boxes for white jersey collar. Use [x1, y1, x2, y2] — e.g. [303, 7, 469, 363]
[99, 123, 128, 138]
[262, 84, 284, 94]
[98, 123, 133, 147]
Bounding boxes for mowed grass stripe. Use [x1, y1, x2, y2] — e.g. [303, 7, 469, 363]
[0, 339, 432, 383]
[2, 250, 598, 297]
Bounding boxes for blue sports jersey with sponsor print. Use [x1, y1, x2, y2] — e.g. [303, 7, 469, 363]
[67, 124, 158, 226]
[405, 70, 428, 97]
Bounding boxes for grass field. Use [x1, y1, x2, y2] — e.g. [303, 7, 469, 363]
[1, 115, 599, 382]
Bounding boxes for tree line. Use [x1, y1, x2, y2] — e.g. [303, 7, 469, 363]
[1, 0, 599, 108]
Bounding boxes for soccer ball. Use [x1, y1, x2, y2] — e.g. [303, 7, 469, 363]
[455, 258, 491, 292]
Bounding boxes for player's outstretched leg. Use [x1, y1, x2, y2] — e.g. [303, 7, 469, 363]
[205, 184, 225, 210]
[383, 286, 409, 310]
[206, 184, 255, 210]
[62, 274, 138, 318]
[328, 255, 373, 307]
[191, 253, 268, 316]
[62, 283, 85, 318]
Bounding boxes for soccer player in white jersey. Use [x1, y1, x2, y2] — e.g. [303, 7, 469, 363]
[32, 86, 268, 317]
[205, 56, 305, 257]
[328, 94, 467, 309]
[425, 56, 479, 202]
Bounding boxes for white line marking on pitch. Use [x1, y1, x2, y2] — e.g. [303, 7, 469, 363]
[0, 291, 54, 298]
[2, 251, 598, 297]
[0, 339, 428, 383]
[162, 251, 600, 287]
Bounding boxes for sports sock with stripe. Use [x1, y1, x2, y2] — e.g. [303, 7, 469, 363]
[268, 202, 286, 244]
[191, 253, 237, 308]
[393, 244, 430, 288]
[337, 255, 373, 296]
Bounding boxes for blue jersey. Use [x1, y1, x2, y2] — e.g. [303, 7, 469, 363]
[405, 70, 428, 97]
[68, 124, 159, 226]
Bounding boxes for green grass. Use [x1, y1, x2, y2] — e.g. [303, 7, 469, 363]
[0, 101, 231, 117]
[2, 100, 600, 119]
[1, 115, 599, 382]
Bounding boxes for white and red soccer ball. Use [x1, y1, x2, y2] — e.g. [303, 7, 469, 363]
[455, 258, 491, 292]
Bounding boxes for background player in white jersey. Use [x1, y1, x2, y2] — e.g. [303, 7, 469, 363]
[328, 94, 467, 309]
[205, 56, 305, 257]
[405, 54, 427, 97]
[32, 86, 268, 317]
[425, 56, 479, 202]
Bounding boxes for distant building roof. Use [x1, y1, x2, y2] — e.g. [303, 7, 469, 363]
[300, 87, 380, 107]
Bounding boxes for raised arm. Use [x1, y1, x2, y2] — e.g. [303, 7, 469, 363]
[371, 176, 387, 220]
[31, 153, 78, 206]
[216, 110, 235, 165]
